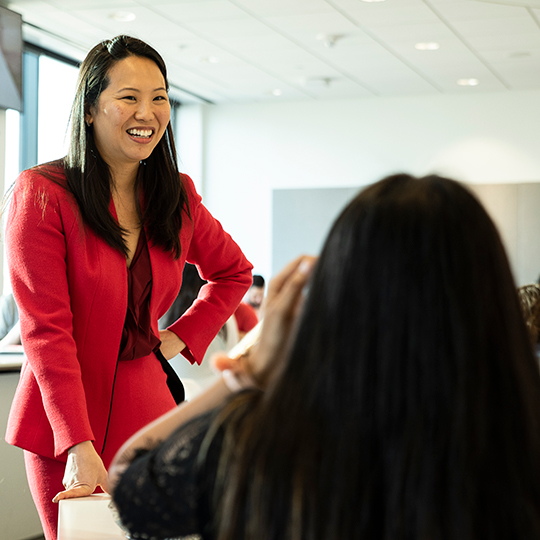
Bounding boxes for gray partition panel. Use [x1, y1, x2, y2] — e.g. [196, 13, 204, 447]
[273, 183, 540, 286]
[517, 184, 540, 285]
[272, 187, 359, 276]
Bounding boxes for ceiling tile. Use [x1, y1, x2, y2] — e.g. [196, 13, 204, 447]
[451, 15, 539, 37]
[432, 0, 529, 21]
[70, 6, 199, 41]
[232, 0, 334, 17]
[333, 1, 442, 27]
[5, 0, 540, 103]
[49, 0, 137, 8]
[467, 32, 540, 50]
[368, 21, 457, 43]
[147, 0, 250, 23]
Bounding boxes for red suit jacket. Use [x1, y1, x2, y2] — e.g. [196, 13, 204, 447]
[5, 166, 252, 460]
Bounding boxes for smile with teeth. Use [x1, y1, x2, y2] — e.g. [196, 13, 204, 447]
[127, 128, 154, 138]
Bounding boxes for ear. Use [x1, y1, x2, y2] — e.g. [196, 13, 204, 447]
[84, 112, 93, 127]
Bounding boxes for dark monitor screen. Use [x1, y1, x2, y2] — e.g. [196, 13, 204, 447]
[0, 6, 22, 112]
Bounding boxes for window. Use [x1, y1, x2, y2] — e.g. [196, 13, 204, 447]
[37, 55, 78, 164]
[4, 108, 19, 191]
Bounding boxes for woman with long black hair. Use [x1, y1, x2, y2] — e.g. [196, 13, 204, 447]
[4, 35, 251, 539]
[111, 173, 540, 540]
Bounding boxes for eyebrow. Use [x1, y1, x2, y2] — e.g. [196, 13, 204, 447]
[117, 87, 167, 93]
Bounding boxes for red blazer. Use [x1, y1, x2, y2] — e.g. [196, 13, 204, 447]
[5, 166, 252, 460]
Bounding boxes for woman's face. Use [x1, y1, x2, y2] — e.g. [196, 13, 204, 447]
[85, 55, 171, 175]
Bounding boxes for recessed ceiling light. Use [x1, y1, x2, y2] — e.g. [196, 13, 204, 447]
[110, 11, 136, 22]
[415, 42, 440, 51]
[457, 78, 480, 86]
[272, 89, 283, 96]
[201, 56, 220, 64]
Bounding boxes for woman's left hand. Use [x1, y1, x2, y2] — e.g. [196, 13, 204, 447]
[158, 330, 186, 360]
[52, 441, 109, 503]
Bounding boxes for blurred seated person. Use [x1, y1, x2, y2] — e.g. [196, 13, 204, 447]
[0, 293, 21, 351]
[245, 274, 265, 317]
[159, 264, 239, 399]
[234, 274, 265, 339]
[110, 174, 540, 540]
[517, 283, 540, 358]
[234, 301, 258, 340]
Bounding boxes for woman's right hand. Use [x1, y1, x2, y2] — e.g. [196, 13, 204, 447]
[52, 440, 109, 502]
[215, 255, 316, 388]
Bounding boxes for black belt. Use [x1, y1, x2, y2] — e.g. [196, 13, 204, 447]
[154, 348, 185, 404]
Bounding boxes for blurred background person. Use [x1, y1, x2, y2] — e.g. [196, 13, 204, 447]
[517, 283, 540, 358]
[245, 274, 265, 317]
[234, 300, 258, 340]
[234, 274, 265, 339]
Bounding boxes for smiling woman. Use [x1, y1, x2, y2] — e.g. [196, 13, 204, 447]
[86, 56, 171, 180]
[3, 35, 252, 540]
[84, 54, 173, 265]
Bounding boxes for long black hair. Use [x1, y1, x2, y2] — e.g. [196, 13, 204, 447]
[159, 263, 207, 328]
[62, 34, 189, 258]
[214, 174, 540, 540]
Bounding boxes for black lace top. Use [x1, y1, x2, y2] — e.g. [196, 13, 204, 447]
[113, 410, 222, 540]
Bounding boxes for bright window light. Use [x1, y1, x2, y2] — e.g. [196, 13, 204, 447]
[37, 56, 78, 164]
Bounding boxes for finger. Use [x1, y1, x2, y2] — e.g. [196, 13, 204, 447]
[265, 256, 312, 303]
[267, 257, 315, 317]
[211, 353, 238, 372]
[224, 323, 262, 361]
[100, 478, 110, 495]
[251, 260, 316, 385]
[52, 484, 94, 503]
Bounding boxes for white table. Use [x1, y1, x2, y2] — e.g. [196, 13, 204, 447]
[58, 494, 127, 539]
[0, 350, 24, 372]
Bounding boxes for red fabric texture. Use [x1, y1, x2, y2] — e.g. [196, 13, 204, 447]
[24, 450, 64, 540]
[234, 302, 259, 333]
[5, 164, 252, 461]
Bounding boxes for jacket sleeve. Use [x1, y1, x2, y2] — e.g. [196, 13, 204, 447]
[6, 171, 94, 456]
[112, 411, 220, 539]
[167, 175, 253, 365]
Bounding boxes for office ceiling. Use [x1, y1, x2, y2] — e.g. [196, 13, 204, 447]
[3, 0, 540, 103]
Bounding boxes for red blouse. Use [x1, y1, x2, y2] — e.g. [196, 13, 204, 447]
[118, 230, 161, 361]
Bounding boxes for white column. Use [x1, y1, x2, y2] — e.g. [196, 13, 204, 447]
[0, 108, 6, 294]
[176, 103, 207, 198]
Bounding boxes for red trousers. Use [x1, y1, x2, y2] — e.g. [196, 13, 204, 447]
[22, 357, 177, 539]
[24, 451, 65, 540]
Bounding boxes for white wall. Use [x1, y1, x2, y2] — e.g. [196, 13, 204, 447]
[0, 109, 6, 294]
[0, 372, 42, 539]
[176, 89, 540, 283]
